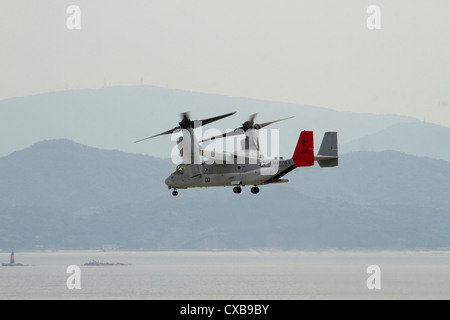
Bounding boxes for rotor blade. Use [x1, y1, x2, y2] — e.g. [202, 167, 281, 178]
[241, 113, 258, 131]
[180, 112, 191, 121]
[134, 126, 180, 143]
[178, 112, 192, 129]
[135, 111, 236, 143]
[249, 113, 258, 122]
[200, 132, 227, 142]
[201, 127, 245, 142]
[254, 116, 295, 129]
[193, 111, 236, 128]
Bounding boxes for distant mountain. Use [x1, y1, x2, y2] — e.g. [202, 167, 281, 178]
[341, 122, 450, 162]
[0, 140, 448, 250]
[0, 85, 423, 160]
[0, 139, 172, 210]
[290, 150, 450, 211]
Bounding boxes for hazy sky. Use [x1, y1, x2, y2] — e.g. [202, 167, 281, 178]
[1, 0, 449, 126]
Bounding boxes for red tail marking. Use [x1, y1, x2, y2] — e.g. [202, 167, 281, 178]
[293, 131, 314, 167]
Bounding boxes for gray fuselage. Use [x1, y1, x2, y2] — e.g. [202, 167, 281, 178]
[165, 158, 295, 189]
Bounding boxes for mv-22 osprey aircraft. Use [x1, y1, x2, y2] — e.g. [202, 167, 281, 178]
[135, 112, 338, 196]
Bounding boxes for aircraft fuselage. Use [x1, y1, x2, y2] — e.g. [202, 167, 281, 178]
[165, 158, 294, 189]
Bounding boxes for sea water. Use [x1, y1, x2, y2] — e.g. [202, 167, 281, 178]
[0, 250, 448, 299]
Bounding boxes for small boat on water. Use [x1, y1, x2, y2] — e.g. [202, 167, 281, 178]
[2, 250, 26, 267]
[83, 259, 131, 266]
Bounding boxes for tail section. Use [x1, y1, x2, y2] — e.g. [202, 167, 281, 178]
[292, 131, 314, 167]
[315, 132, 338, 167]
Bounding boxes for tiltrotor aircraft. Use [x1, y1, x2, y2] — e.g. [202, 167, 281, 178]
[135, 112, 338, 196]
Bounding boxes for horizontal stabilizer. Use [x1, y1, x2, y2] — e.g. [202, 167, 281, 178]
[315, 156, 338, 167]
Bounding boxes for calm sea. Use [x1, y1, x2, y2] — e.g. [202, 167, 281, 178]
[0, 250, 448, 300]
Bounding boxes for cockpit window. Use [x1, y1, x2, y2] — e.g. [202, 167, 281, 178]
[175, 165, 185, 175]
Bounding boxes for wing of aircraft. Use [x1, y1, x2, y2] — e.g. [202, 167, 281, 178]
[201, 148, 262, 164]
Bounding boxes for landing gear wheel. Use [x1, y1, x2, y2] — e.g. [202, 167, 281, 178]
[251, 186, 260, 194]
[233, 186, 242, 194]
[172, 190, 178, 196]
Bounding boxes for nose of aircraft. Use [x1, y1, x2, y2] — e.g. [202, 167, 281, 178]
[165, 176, 172, 187]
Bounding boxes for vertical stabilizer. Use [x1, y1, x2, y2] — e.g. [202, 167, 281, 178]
[318, 132, 338, 157]
[292, 131, 314, 167]
[315, 132, 338, 167]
